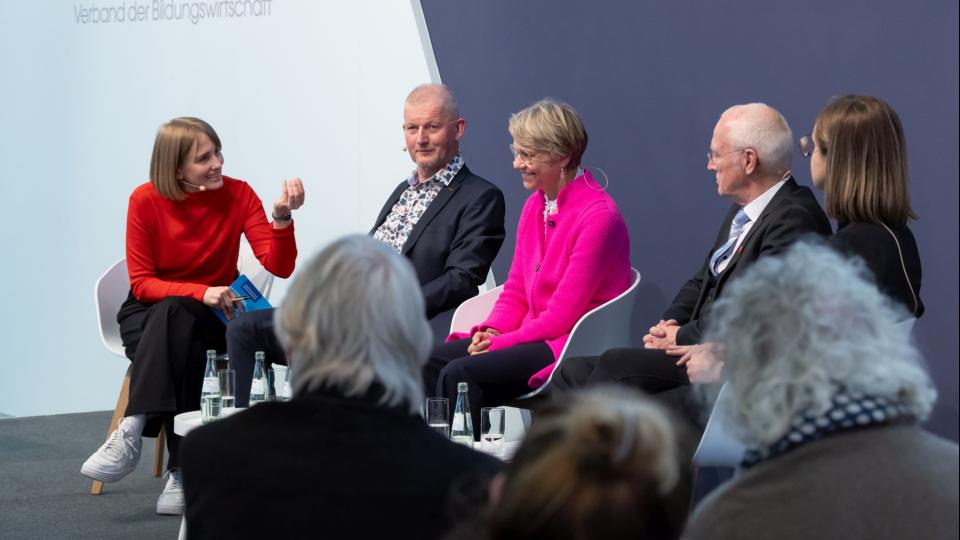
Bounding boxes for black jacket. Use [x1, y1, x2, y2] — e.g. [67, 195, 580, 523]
[371, 165, 506, 319]
[182, 387, 501, 540]
[663, 178, 832, 344]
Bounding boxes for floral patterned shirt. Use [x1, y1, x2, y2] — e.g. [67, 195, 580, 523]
[373, 154, 464, 253]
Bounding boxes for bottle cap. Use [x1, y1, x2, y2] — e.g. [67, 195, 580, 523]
[255, 351, 265, 360]
[457, 382, 468, 392]
[206, 349, 217, 358]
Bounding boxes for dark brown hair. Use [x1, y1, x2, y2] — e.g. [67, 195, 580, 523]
[814, 95, 916, 227]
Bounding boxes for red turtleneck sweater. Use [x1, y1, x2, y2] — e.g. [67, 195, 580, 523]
[125, 176, 297, 303]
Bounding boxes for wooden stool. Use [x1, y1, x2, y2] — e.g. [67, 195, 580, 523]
[90, 366, 165, 495]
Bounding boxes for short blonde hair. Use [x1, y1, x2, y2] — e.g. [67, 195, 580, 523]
[509, 98, 588, 169]
[149, 117, 221, 201]
[814, 95, 916, 227]
[489, 387, 693, 539]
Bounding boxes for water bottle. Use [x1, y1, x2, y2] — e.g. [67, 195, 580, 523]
[200, 350, 222, 423]
[249, 351, 267, 406]
[451, 382, 474, 447]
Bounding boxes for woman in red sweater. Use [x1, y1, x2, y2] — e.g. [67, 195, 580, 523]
[423, 99, 632, 437]
[81, 117, 303, 515]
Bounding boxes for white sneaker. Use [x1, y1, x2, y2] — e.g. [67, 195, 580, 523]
[156, 468, 185, 515]
[81, 425, 142, 482]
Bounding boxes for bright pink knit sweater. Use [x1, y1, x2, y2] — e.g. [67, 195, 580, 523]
[469, 170, 632, 388]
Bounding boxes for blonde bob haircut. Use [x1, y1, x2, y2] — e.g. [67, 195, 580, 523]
[509, 98, 588, 169]
[149, 117, 222, 201]
[814, 95, 916, 227]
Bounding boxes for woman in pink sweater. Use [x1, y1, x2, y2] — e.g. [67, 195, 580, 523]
[424, 99, 632, 435]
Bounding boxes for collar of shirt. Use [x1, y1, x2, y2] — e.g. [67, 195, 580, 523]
[742, 177, 787, 222]
[405, 153, 464, 187]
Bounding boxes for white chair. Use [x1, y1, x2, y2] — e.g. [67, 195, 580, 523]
[513, 268, 642, 401]
[91, 258, 167, 495]
[236, 241, 275, 299]
[477, 268, 497, 294]
[449, 268, 642, 440]
[692, 382, 745, 467]
[90, 241, 275, 496]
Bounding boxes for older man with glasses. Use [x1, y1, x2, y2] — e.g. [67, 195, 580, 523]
[552, 103, 832, 422]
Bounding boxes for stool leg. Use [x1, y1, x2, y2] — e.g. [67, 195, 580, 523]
[153, 427, 166, 477]
[91, 367, 132, 495]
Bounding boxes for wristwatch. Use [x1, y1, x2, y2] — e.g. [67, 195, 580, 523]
[272, 212, 293, 222]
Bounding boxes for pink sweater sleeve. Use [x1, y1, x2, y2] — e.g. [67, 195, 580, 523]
[475, 234, 530, 335]
[487, 206, 628, 351]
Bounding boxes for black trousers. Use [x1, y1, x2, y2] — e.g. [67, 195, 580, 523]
[423, 339, 554, 437]
[552, 347, 708, 430]
[118, 293, 227, 469]
[552, 347, 691, 393]
[225, 309, 285, 407]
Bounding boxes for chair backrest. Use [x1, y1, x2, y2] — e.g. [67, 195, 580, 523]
[518, 267, 642, 399]
[94, 258, 130, 358]
[237, 241, 275, 300]
[449, 285, 504, 335]
[95, 244, 276, 360]
[895, 317, 917, 338]
[692, 382, 746, 467]
[477, 268, 497, 294]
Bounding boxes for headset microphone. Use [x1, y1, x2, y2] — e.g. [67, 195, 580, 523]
[178, 180, 206, 192]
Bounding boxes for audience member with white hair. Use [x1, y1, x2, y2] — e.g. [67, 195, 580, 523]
[684, 242, 958, 540]
[181, 235, 500, 539]
[447, 386, 694, 540]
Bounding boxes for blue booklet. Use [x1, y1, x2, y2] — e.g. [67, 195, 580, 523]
[213, 274, 272, 325]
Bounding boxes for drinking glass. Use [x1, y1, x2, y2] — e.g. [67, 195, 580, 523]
[480, 407, 505, 455]
[273, 364, 292, 400]
[425, 398, 450, 439]
[217, 369, 236, 410]
[266, 368, 276, 401]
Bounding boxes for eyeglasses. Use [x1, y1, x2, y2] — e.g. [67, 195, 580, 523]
[509, 144, 542, 164]
[706, 148, 745, 163]
[799, 135, 817, 157]
[403, 119, 458, 136]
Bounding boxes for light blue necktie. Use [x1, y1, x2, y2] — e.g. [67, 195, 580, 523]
[710, 209, 750, 275]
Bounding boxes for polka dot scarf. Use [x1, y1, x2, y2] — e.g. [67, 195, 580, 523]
[741, 388, 913, 468]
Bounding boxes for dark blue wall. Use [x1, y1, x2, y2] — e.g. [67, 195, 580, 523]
[422, 0, 959, 440]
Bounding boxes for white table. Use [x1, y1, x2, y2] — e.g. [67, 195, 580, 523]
[173, 407, 243, 437]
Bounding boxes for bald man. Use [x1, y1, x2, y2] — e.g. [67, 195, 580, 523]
[553, 103, 832, 407]
[227, 85, 505, 403]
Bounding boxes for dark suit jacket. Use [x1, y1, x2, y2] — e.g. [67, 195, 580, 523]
[828, 222, 924, 317]
[181, 387, 501, 540]
[663, 178, 832, 344]
[371, 165, 506, 320]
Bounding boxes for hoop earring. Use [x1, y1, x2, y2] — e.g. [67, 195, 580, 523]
[582, 166, 610, 192]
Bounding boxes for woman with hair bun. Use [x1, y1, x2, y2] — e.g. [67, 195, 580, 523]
[447, 387, 694, 540]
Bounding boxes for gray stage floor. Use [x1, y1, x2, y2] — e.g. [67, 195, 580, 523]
[0, 411, 180, 539]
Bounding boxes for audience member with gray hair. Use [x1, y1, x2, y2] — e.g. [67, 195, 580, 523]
[684, 242, 958, 540]
[554, 103, 832, 414]
[181, 235, 500, 540]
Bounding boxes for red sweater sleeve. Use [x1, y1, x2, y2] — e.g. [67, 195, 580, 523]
[241, 185, 297, 278]
[126, 193, 209, 302]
